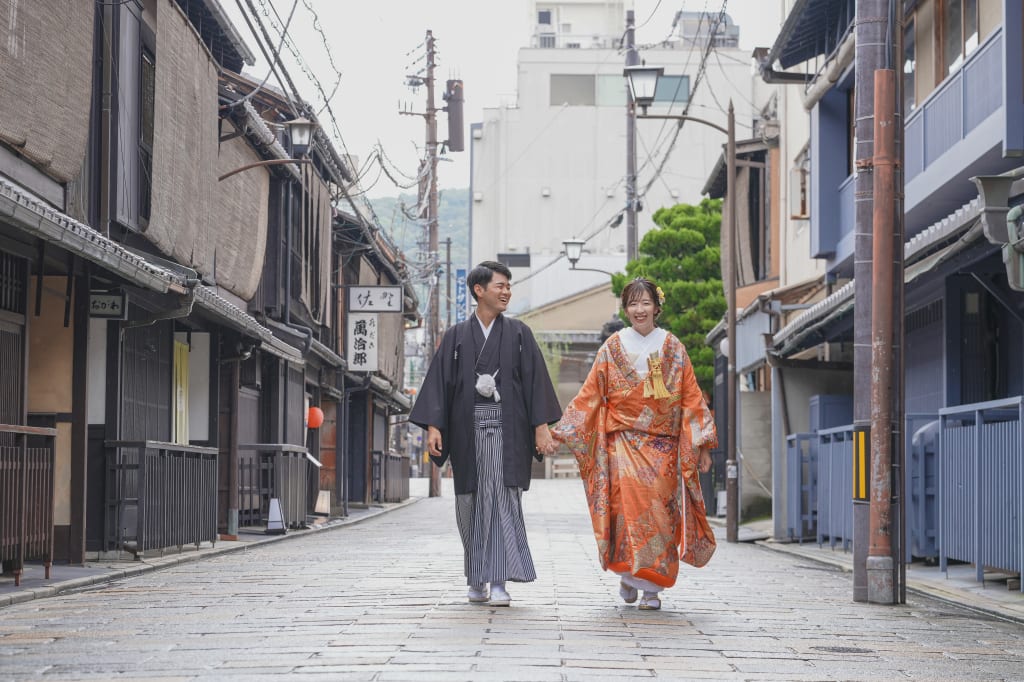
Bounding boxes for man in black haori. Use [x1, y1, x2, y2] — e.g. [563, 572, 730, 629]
[410, 261, 561, 606]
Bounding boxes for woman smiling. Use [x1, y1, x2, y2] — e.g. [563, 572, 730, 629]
[549, 277, 717, 611]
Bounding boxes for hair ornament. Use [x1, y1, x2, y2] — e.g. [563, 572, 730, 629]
[656, 286, 666, 305]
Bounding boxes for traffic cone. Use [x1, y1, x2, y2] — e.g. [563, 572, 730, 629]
[266, 498, 286, 535]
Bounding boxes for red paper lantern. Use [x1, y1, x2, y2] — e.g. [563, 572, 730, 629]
[307, 406, 324, 429]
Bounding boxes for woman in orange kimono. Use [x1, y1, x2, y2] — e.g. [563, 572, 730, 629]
[550, 278, 717, 610]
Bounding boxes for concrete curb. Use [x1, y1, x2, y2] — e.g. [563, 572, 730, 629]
[1, 495, 424, 609]
[752, 539, 1024, 626]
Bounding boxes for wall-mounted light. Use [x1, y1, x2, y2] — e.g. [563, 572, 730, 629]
[541, 187, 551, 197]
[218, 116, 319, 182]
[286, 116, 317, 156]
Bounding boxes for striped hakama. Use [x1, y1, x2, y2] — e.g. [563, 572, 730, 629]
[455, 404, 537, 585]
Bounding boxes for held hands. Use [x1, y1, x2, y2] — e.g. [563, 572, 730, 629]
[426, 426, 443, 459]
[535, 424, 558, 456]
[697, 447, 712, 474]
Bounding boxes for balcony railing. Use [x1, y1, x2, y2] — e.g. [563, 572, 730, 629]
[371, 450, 410, 503]
[938, 396, 1022, 590]
[238, 444, 311, 529]
[905, 28, 1003, 184]
[0, 424, 57, 586]
[105, 441, 218, 556]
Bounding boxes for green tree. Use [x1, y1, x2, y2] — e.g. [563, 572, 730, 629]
[611, 198, 725, 395]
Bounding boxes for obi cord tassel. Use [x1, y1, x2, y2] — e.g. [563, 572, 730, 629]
[644, 356, 672, 399]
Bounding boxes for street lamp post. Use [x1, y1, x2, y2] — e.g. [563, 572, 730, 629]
[562, 237, 615, 276]
[215, 114, 319, 538]
[624, 65, 739, 542]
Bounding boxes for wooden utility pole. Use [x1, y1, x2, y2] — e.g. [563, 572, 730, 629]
[424, 30, 441, 498]
[402, 31, 463, 499]
[853, 0, 904, 604]
[624, 10, 638, 262]
[445, 237, 452, 328]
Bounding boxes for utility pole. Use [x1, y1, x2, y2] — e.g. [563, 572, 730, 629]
[725, 102, 738, 543]
[424, 30, 441, 498]
[403, 30, 441, 498]
[445, 237, 452, 328]
[853, 0, 904, 603]
[624, 10, 639, 262]
[402, 33, 464, 499]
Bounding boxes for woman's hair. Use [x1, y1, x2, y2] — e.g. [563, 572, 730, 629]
[620, 277, 661, 314]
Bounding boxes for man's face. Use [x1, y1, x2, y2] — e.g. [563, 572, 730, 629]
[474, 273, 511, 314]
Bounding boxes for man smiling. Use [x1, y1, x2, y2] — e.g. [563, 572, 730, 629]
[410, 261, 561, 606]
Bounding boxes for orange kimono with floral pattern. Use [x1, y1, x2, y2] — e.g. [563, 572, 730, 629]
[551, 331, 717, 588]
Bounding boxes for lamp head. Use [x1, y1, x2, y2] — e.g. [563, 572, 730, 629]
[624, 64, 664, 113]
[562, 237, 585, 267]
[286, 116, 317, 156]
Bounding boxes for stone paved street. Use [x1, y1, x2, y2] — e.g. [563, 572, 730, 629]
[2, 478, 1023, 681]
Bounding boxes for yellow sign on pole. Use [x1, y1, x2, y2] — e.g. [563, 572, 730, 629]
[853, 426, 870, 501]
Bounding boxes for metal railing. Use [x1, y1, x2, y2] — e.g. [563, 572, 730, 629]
[785, 433, 816, 542]
[105, 441, 218, 556]
[905, 413, 940, 562]
[371, 450, 410, 503]
[938, 396, 1023, 590]
[238, 444, 310, 529]
[815, 425, 855, 550]
[0, 424, 57, 586]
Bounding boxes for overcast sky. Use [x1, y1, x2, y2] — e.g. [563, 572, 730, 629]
[222, 1, 786, 198]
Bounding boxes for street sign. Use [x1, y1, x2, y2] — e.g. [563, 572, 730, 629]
[455, 268, 467, 322]
[347, 285, 402, 312]
[89, 290, 127, 319]
[347, 312, 379, 372]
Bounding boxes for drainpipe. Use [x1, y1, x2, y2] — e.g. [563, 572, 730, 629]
[283, 180, 292, 443]
[220, 340, 255, 539]
[867, 69, 897, 604]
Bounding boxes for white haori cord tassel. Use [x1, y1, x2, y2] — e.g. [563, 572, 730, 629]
[475, 370, 501, 402]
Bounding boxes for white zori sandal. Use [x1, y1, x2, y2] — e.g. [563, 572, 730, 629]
[638, 591, 662, 610]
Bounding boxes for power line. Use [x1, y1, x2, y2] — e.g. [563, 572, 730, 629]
[638, 0, 729, 199]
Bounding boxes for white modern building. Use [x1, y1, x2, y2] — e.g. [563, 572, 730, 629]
[470, 0, 770, 315]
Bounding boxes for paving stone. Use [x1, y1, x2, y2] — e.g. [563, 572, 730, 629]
[0, 479, 1022, 680]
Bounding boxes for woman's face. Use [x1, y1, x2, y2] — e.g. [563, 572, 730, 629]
[625, 292, 658, 335]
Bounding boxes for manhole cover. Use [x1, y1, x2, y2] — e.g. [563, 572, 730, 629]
[811, 646, 874, 654]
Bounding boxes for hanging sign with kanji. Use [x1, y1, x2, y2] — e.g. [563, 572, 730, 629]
[347, 285, 402, 312]
[89, 289, 127, 319]
[347, 312, 379, 372]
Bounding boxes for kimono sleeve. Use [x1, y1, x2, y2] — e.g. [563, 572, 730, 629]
[408, 327, 457, 465]
[677, 344, 718, 451]
[549, 341, 609, 454]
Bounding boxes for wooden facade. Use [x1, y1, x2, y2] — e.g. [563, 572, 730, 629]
[0, 0, 417, 577]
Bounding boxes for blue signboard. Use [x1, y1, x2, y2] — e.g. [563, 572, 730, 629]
[455, 268, 467, 322]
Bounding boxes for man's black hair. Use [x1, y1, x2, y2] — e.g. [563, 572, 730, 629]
[467, 260, 512, 301]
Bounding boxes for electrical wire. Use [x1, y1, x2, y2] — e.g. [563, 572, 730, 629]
[636, 0, 665, 29]
[230, 0, 298, 108]
[639, 1, 729, 200]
